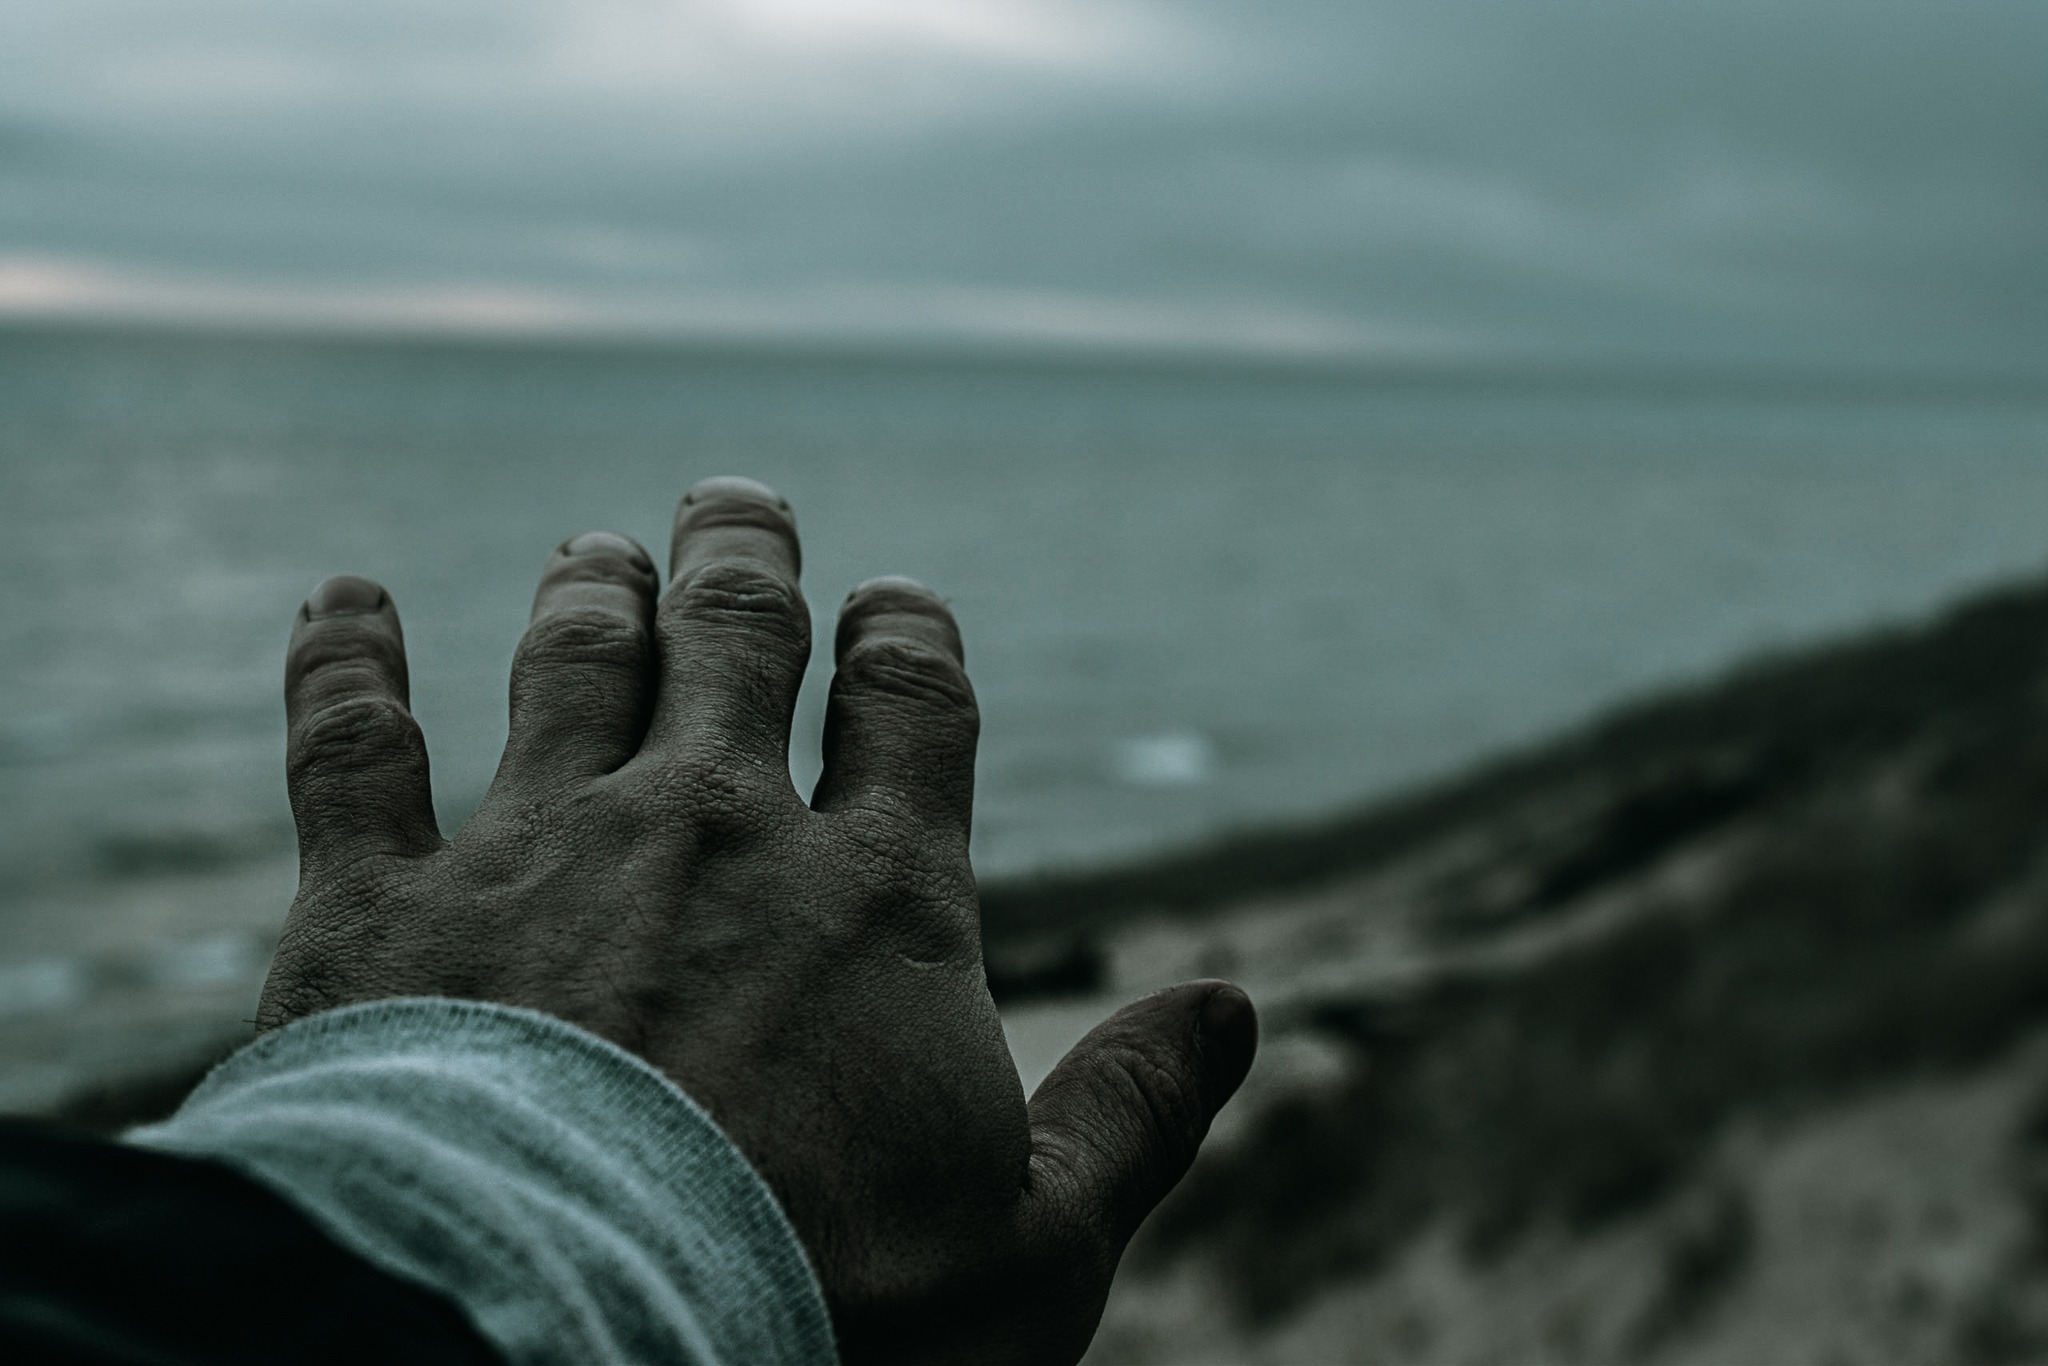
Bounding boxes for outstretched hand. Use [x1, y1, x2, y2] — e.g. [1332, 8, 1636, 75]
[260, 476, 1257, 1365]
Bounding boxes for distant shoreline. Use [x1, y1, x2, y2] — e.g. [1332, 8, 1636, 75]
[6, 317, 2045, 406]
[984, 564, 2048, 970]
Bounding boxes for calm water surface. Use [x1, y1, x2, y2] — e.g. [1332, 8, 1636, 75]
[3, 328, 2047, 952]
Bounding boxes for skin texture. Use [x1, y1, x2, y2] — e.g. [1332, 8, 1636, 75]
[259, 476, 1258, 1366]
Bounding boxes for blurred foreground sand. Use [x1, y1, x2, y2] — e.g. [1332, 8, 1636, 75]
[995, 572, 2048, 1364]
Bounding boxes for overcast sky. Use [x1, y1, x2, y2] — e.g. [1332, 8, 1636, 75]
[0, 1, 2041, 370]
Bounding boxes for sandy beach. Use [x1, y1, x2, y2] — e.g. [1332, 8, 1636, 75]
[1003, 569, 2048, 1362]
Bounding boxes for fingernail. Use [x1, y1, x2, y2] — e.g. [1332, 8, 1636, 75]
[844, 575, 941, 606]
[564, 531, 651, 568]
[1197, 985, 1258, 1096]
[305, 574, 386, 618]
[681, 475, 791, 513]
[836, 576, 963, 662]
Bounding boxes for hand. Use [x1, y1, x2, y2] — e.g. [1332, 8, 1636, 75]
[259, 476, 1257, 1365]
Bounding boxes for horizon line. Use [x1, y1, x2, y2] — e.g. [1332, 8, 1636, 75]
[4, 311, 2045, 406]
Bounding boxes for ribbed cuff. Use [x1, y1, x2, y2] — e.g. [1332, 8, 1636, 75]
[129, 998, 837, 1366]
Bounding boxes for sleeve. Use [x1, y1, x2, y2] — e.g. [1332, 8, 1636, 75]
[125, 997, 839, 1366]
[0, 1119, 505, 1366]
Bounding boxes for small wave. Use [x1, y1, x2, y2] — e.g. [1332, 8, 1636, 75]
[0, 931, 275, 1020]
[1113, 732, 1217, 787]
[90, 823, 293, 880]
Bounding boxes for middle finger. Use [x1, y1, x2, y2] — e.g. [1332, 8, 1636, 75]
[642, 476, 812, 777]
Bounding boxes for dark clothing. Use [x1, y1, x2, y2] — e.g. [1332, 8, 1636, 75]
[0, 1121, 503, 1365]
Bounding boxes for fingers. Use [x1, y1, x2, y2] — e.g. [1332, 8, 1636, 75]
[809, 577, 978, 843]
[1025, 981, 1257, 1250]
[284, 575, 441, 867]
[643, 477, 812, 777]
[496, 531, 660, 786]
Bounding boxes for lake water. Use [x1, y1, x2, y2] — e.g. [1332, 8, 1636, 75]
[3, 327, 2047, 969]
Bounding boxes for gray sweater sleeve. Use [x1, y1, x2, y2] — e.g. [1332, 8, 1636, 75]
[126, 998, 838, 1366]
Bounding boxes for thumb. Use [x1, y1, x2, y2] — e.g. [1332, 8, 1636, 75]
[1025, 980, 1258, 1247]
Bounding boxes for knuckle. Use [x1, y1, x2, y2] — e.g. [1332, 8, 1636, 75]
[875, 838, 971, 905]
[516, 609, 648, 676]
[648, 745, 780, 831]
[288, 694, 421, 783]
[287, 624, 401, 695]
[843, 825, 972, 912]
[837, 797, 925, 856]
[837, 637, 977, 716]
[670, 562, 808, 642]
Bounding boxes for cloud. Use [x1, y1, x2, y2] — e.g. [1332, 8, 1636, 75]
[0, 250, 1451, 359]
[0, 253, 587, 333]
[648, 0, 1151, 68]
[0, 1, 2041, 369]
[6, 0, 1192, 151]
